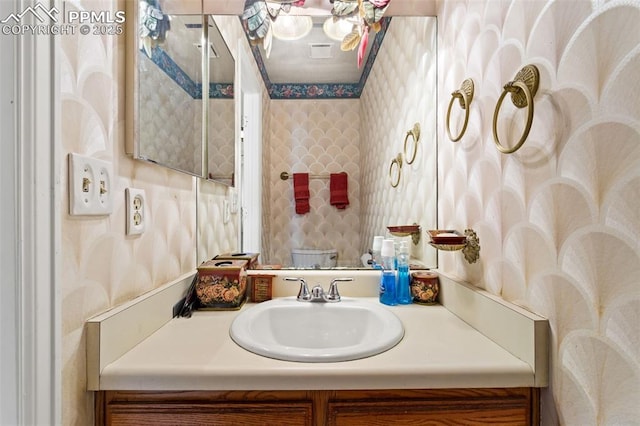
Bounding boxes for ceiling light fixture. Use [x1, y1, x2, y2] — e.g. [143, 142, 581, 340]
[242, 0, 391, 67]
[271, 15, 313, 40]
[322, 17, 354, 42]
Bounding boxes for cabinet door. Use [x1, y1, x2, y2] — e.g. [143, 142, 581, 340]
[327, 399, 532, 425]
[107, 402, 312, 426]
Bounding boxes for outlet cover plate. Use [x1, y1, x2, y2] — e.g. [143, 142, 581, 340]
[68, 153, 113, 216]
[126, 188, 146, 236]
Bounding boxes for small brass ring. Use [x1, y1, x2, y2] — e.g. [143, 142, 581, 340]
[403, 123, 420, 165]
[492, 81, 534, 154]
[389, 155, 402, 188]
[446, 89, 470, 142]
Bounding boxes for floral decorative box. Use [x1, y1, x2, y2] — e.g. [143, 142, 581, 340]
[214, 252, 260, 270]
[196, 259, 248, 310]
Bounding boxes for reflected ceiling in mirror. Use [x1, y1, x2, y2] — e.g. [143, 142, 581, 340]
[241, 0, 389, 99]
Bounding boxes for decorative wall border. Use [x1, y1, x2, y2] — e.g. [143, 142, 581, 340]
[247, 17, 391, 99]
[144, 47, 234, 99]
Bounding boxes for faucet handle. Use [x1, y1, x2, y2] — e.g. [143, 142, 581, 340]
[326, 278, 353, 302]
[285, 277, 311, 301]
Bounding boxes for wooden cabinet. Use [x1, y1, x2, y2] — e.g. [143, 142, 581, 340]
[96, 388, 539, 426]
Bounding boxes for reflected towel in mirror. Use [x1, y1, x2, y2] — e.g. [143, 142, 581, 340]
[293, 173, 310, 214]
[330, 172, 349, 209]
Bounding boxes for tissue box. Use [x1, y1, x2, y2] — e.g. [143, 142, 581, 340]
[196, 259, 248, 310]
[214, 252, 260, 270]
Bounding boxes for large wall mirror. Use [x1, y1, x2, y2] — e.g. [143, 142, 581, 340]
[197, 2, 438, 270]
[126, 1, 236, 186]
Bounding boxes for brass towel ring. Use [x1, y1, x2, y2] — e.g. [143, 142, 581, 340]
[404, 123, 421, 165]
[446, 79, 474, 142]
[389, 153, 403, 188]
[492, 65, 539, 154]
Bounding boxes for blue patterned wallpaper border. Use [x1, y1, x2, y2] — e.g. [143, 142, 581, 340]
[143, 47, 234, 99]
[269, 83, 361, 99]
[246, 17, 391, 100]
[358, 17, 389, 89]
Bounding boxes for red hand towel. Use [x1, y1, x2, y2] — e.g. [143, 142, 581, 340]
[330, 172, 349, 209]
[293, 173, 310, 214]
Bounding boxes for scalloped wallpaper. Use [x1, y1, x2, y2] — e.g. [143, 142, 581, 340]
[437, 1, 640, 424]
[59, 3, 239, 425]
[59, 1, 640, 425]
[139, 52, 201, 174]
[266, 99, 363, 266]
[360, 16, 438, 269]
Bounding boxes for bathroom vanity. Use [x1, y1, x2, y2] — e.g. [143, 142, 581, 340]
[96, 388, 538, 425]
[87, 271, 548, 425]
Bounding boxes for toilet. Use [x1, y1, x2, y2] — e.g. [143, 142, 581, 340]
[291, 248, 338, 268]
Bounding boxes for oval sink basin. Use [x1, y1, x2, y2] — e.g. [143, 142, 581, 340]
[230, 297, 404, 362]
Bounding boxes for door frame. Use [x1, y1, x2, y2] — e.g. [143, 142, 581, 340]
[0, 0, 61, 423]
[237, 43, 262, 253]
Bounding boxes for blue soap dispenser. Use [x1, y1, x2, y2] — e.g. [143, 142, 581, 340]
[379, 239, 397, 306]
[396, 240, 412, 304]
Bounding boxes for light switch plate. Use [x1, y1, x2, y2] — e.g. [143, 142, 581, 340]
[68, 153, 113, 216]
[126, 188, 146, 235]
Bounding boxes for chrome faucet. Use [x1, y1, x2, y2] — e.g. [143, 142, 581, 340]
[285, 277, 353, 303]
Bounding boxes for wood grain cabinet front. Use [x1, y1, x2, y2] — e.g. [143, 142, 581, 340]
[95, 388, 539, 426]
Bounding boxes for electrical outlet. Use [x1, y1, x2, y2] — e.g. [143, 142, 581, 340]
[68, 153, 113, 216]
[126, 188, 146, 235]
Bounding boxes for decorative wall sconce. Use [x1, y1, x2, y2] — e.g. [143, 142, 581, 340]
[446, 79, 474, 142]
[389, 153, 403, 188]
[492, 65, 540, 154]
[403, 123, 421, 165]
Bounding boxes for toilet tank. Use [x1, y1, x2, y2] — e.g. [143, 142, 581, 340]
[291, 248, 338, 268]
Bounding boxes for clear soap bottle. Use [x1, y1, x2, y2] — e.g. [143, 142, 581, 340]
[371, 235, 384, 267]
[379, 239, 397, 306]
[396, 241, 412, 304]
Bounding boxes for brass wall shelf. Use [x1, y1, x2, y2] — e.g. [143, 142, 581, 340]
[429, 229, 480, 264]
[388, 224, 421, 245]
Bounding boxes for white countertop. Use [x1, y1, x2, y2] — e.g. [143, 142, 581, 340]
[98, 297, 534, 391]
